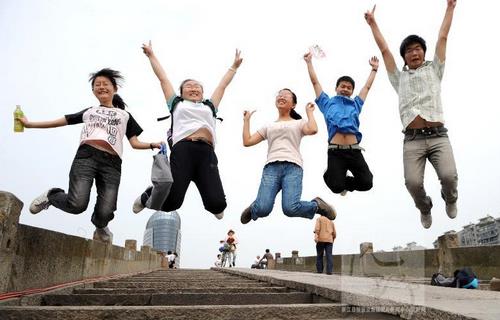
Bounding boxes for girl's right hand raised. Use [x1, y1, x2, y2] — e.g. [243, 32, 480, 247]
[305, 102, 315, 113]
[142, 40, 154, 57]
[243, 110, 256, 121]
[303, 52, 313, 63]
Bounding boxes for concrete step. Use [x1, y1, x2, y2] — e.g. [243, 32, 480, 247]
[107, 277, 257, 283]
[0, 303, 376, 320]
[42, 292, 318, 306]
[93, 281, 271, 289]
[74, 286, 290, 294]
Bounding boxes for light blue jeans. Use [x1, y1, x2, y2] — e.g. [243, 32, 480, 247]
[250, 161, 318, 221]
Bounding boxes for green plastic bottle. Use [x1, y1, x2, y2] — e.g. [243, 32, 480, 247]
[14, 105, 24, 132]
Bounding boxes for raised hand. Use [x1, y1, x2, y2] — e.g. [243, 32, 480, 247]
[303, 52, 313, 63]
[231, 49, 243, 70]
[305, 102, 315, 113]
[243, 110, 256, 121]
[142, 40, 154, 57]
[448, 0, 457, 9]
[369, 56, 379, 70]
[364, 5, 377, 25]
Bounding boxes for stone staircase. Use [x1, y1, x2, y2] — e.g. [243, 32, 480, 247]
[0, 269, 400, 319]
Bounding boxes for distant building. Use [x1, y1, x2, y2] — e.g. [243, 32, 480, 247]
[143, 211, 181, 261]
[392, 242, 426, 251]
[434, 215, 500, 248]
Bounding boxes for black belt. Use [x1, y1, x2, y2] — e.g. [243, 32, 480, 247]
[180, 137, 213, 146]
[404, 126, 447, 136]
[328, 143, 364, 151]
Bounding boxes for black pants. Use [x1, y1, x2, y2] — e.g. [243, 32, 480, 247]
[143, 140, 226, 214]
[323, 149, 373, 193]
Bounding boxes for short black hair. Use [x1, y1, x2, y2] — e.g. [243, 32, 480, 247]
[400, 35, 427, 60]
[336, 76, 355, 90]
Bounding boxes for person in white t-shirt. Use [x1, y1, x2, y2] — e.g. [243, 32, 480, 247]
[133, 41, 242, 220]
[240, 89, 337, 224]
[22, 68, 162, 244]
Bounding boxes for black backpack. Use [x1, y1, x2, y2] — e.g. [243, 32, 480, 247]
[157, 96, 222, 149]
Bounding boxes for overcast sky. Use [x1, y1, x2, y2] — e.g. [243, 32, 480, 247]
[1, 0, 499, 268]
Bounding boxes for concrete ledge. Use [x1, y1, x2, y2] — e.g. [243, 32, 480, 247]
[216, 268, 500, 320]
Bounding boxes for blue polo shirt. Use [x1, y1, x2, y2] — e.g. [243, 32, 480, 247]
[315, 91, 364, 143]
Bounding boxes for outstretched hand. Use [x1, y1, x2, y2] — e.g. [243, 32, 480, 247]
[142, 40, 154, 57]
[447, 0, 457, 9]
[19, 116, 30, 127]
[243, 110, 256, 121]
[364, 5, 376, 25]
[369, 56, 379, 70]
[303, 52, 313, 63]
[232, 49, 243, 70]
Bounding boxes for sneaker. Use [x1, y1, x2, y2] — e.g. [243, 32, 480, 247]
[132, 195, 145, 214]
[93, 227, 113, 244]
[214, 211, 224, 220]
[340, 190, 348, 196]
[446, 202, 457, 219]
[240, 206, 252, 224]
[29, 190, 51, 214]
[313, 197, 337, 220]
[420, 211, 432, 229]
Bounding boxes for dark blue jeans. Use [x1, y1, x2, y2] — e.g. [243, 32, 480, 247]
[48, 144, 121, 228]
[316, 242, 333, 274]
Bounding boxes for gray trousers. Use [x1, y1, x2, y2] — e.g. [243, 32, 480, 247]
[403, 135, 458, 214]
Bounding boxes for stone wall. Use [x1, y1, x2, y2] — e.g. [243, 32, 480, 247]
[0, 191, 163, 293]
[276, 241, 500, 280]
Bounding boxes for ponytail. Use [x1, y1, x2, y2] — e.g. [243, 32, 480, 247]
[290, 109, 302, 120]
[112, 94, 127, 110]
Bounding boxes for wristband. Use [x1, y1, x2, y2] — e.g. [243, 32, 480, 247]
[150, 143, 154, 150]
[229, 67, 237, 73]
[372, 69, 378, 72]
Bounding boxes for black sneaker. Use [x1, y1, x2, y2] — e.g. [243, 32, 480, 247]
[313, 197, 337, 220]
[240, 206, 252, 224]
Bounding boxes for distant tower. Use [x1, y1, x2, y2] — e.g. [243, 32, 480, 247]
[143, 211, 181, 261]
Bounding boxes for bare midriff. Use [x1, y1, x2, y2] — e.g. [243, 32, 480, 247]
[186, 127, 214, 144]
[84, 140, 118, 155]
[330, 133, 358, 145]
[406, 115, 443, 129]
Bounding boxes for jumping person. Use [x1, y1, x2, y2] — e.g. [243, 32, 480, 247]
[365, 0, 458, 228]
[133, 41, 243, 219]
[304, 51, 379, 196]
[240, 89, 336, 224]
[23, 68, 162, 243]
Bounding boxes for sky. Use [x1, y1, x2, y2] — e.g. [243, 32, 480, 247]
[1, 0, 500, 269]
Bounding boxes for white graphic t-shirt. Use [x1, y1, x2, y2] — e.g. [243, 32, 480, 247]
[65, 106, 143, 158]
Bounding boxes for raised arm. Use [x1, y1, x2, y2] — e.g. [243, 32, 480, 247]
[142, 41, 175, 101]
[242, 110, 264, 147]
[436, 0, 457, 62]
[364, 5, 397, 73]
[302, 103, 318, 136]
[211, 49, 243, 107]
[20, 116, 67, 129]
[303, 52, 323, 98]
[358, 56, 379, 101]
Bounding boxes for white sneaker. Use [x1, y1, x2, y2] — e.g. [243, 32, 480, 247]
[420, 212, 432, 229]
[446, 202, 457, 219]
[29, 190, 51, 214]
[93, 227, 113, 244]
[132, 196, 145, 214]
[214, 211, 224, 220]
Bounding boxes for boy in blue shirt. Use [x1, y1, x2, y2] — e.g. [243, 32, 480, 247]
[304, 52, 379, 195]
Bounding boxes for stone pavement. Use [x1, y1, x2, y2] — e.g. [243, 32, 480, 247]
[218, 268, 500, 320]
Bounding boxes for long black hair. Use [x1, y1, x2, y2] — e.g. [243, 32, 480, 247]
[280, 88, 302, 120]
[89, 68, 127, 109]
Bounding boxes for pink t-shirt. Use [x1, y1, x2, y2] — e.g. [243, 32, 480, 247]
[257, 119, 307, 168]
